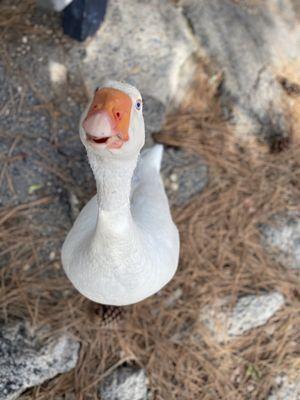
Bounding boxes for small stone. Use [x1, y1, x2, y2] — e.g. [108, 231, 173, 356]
[275, 375, 284, 385]
[247, 384, 255, 392]
[200, 292, 285, 342]
[0, 322, 80, 400]
[23, 263, 30, 271]
[49, 251, 56, 261]
[169, 173, 178, 182]
[21, 36, 28, 44]
[53, 262, 61, 270]
[49, 61, 67, 84]
[268, 375, 300, 400]
[99, 365, 148, 400]
[260, 212, 300, 269]
[164, 288, 183, 308]
[170, 182, 179, 191]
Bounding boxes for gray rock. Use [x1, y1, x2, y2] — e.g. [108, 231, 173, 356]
[162, 148, 208, 207]
[71, 0, 197, 136]
[268, 375, 300, 400]
[200, 292, 284, 342]
[260, 213, 300, 269]
[0, 322, 79, 400]
[142, 96, 166, 147]
[99, 365, 148, 400]
[182, 0, 300, 144]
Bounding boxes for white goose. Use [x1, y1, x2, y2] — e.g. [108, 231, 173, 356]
[61, 80, 179, 306]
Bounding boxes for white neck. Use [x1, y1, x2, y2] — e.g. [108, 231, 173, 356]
[87, 150, 138, 211]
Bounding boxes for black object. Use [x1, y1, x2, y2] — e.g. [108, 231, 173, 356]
[62, 0, 108, 42]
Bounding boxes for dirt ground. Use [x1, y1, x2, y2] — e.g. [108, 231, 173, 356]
[1, 1, 300, 400]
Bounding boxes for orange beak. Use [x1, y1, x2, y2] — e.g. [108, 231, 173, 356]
[82, 88, 132, 149]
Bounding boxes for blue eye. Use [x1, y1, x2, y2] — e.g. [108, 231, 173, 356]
[135, 100, 142, 110]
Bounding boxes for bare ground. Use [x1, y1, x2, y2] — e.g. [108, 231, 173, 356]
[1, 1, 300, 400]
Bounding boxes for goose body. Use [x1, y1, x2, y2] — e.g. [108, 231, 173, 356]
[61, 80, 179, 306]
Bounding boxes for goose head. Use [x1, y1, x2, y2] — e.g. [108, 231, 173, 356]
[80, 80, 145, 159]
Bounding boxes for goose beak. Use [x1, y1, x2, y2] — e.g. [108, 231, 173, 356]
[82, 88, 132, 149]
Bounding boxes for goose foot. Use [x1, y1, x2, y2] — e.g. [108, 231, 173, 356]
[88, 302, 127, 327]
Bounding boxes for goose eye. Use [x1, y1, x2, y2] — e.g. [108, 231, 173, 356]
[135, 100, 142, 110]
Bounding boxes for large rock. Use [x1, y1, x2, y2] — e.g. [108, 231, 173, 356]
[162, 148, 208, 207]
[0, 322, 79, 400]
[260, 213, 300, 269]
[200, 292, 285, 342]
[182, 0, 300, 145]
[268, 375, 300, 400]
[71, 0, 197, 137]
[99, 365, 148, 400]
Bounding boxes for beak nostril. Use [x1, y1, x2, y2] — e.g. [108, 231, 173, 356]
[115, 111, 121, 120]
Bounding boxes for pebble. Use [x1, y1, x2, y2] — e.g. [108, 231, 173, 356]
[99, 365, 148, 400]
[170, 173, 178, 182]
[268, 374, 300, 400]
[247, 384, 255, 392]
[23, 264, 31, 271]
[260, 212, 300, 269]
[170, 182, 179, 191]
[53, 262, 61, 270]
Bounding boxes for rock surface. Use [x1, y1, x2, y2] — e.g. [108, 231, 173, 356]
[162, 148, 208, 207]
[0, 322, 79, 400]
[99, 365, 148, 400]
[200, 292, 285, 342]
[182, 0, 300, 144]
[260, 213, 300, 269]
[70, 0, 197, 137]
[268, 375, 300, 400]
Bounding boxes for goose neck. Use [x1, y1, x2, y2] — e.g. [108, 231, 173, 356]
[87, 151, 138, 211]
